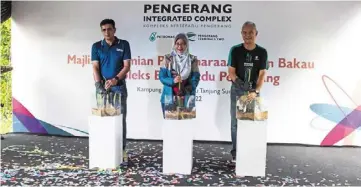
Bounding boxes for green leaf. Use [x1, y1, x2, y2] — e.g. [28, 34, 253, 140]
[0, 18, 12, 134]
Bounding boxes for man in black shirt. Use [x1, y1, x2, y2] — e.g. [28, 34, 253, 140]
[227, 21, 269, 162]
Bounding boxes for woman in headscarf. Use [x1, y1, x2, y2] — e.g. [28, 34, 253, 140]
[159, 33, 200, 118]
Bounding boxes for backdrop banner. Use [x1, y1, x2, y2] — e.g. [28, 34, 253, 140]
[11, 1, 361, 146]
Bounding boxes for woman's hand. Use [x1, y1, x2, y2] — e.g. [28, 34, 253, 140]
[174, 76, 181, 84]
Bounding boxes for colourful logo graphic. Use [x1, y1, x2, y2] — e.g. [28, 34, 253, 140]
[186, 32, 197, 41]
[149, 32, 157, 42]
[12, 98, 88, 136]
[148, 32, 197, 42]
[310, 75, 361, 146]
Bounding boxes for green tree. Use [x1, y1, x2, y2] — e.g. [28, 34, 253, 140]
[1, 18, 12, 134]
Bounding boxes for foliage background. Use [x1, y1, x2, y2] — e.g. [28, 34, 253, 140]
[1, 18, 12, 134]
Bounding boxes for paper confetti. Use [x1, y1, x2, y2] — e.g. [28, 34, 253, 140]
[1, 134, 361, 186]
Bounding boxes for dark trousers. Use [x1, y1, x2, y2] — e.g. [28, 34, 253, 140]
[161, 103, 165, 119]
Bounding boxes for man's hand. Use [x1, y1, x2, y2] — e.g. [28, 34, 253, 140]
[234, 77, 244, 89]
[105, 78, 118, 90]
[95, 81, 106, 94]
[242, 81, 252, 91]
[247, 91, 257, 101]
[228, 66, 237, 82]
[234, 77, 254, 91]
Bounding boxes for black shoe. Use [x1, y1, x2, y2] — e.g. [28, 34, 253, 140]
[1, 136, 4, 140]
[230, 150, 236, 162]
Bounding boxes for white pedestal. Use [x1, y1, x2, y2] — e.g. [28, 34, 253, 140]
[162, 120, 193, 175]
[236, 120, 267, 177]
[88, 115, 123, 169]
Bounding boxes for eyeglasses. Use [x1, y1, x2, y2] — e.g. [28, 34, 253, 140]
[175, 43, 186, 46]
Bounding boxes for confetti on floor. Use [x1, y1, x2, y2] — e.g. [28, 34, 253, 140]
[1, 134, 361, 186]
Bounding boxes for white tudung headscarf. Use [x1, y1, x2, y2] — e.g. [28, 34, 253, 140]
[170, 33, 192, 80]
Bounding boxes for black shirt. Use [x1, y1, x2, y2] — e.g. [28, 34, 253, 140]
[228, 43, 268, 89]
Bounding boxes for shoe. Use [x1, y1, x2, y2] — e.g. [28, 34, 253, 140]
[230, 150, 236, 162]
[1, 136, 4, 140]
[120, 150, 128, 166]
[124, 150, 128, 161]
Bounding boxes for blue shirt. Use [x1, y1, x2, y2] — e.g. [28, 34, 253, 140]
[91, 37, 131, 81]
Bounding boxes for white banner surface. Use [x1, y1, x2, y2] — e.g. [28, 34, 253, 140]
[11, 1, 361, 146]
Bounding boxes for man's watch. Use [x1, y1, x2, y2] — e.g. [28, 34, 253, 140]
[251, 89, 260, 94]
[112, 76, 120, 85]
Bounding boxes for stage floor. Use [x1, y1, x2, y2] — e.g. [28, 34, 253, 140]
[1, 134, 361, 186]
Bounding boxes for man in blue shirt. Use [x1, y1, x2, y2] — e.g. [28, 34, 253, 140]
[91, 19, 131, 164]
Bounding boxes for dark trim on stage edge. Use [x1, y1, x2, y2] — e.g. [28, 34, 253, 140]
[1, 1, 11, 23]
[2, 132, 361, 148]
